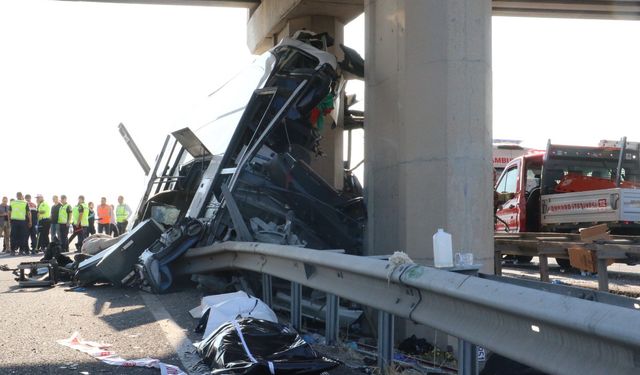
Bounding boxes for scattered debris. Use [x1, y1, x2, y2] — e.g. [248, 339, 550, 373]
[14, 262, 56, 288]
[57, 332, 186, 375]
[64, 286, 87, 292]
[397, 335, 433, 355]
[128, 218, 205, 293]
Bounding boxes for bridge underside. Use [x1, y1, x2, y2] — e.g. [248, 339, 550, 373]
[62, 0, 640, 20]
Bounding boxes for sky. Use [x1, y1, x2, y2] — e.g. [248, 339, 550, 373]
[0, 0, 252, 208]
[1, 1, 640, 209]
[492, 16, 640, 148]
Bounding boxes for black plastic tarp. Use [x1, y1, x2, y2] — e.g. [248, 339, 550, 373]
[196, 318, 338, 375]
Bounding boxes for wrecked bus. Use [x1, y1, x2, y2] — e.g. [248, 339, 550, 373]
[130, 32, 366, 259]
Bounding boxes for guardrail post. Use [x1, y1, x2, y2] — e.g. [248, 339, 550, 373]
[325, 293, 339, 344]
[597, 258, 609, 292]
[377, 311, 394, 372]
[261, 274, 272, 307]
[539, 254, 550, 282]
[290, 282, 302, 330]
[457, 338, 478, 375]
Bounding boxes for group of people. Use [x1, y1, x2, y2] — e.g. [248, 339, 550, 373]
[0, 193, 133, 256]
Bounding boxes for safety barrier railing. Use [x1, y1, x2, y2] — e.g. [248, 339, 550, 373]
[173, 241, 640, 375]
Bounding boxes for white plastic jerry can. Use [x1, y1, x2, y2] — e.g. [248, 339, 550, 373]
[433, 228, 453, 268]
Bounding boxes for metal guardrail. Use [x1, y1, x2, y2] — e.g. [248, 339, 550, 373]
[174, 241, 640, 375]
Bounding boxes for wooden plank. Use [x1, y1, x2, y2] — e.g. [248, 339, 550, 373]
[579, 224, 610, 242]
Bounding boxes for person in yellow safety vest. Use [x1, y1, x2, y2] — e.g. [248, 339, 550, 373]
[71, 195, 90, 253]
[58, 195, 73, 251]
[8, 192, 31, 256]
[116, 195, 132, 235]
[36, 194, 51, 252]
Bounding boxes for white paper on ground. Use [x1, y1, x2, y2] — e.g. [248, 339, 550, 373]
[57, 332, 186, 375]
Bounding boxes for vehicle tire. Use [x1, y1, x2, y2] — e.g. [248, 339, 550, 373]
[515, 256, 533, 263]
[555, 258, 572, 269]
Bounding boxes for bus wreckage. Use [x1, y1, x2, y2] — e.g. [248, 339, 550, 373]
[67, 31, 367, 291]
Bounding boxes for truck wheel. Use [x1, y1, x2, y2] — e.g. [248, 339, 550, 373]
[515, 256, 533, 263]
[555, 258, 572, 269]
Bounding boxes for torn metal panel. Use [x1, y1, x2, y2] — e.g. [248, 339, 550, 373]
[171, 127, 212, 158]
[118, 122, 151, 175]
[185, 154, 222, 219]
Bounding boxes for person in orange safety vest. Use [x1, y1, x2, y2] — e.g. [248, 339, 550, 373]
[97, 197, 113, 236]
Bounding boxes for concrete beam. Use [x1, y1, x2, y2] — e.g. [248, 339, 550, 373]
[59, 0, 259, 7]
[246, 0, 362, 54]
[493, 0, 640, 20]
[60, 0, 640, 21]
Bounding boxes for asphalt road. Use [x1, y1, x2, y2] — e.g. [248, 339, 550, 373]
[0, 251, 203, 375]
[0, 252, 362, 375]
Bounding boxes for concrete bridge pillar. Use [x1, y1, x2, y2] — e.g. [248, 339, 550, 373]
[364, 0, 494, 272]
